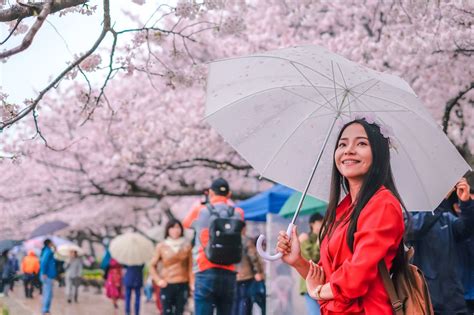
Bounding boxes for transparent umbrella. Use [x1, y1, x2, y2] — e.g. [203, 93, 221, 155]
[204, 45, 470, 261]
[109, 232, 154, 266]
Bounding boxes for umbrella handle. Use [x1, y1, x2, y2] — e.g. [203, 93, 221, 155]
[256, 223, 294, 261]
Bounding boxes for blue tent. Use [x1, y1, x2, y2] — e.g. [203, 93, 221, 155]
[237, 184, 294, 221]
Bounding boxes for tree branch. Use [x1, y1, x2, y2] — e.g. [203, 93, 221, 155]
[0, 0, 111, 131]
[442, 82, 473, 133]
[0, 0, 88, 22]
[0, 0, 53, 59]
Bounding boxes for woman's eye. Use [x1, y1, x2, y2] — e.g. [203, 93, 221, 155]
[337, 143, 345, 148]
[358, 142, 368, 146]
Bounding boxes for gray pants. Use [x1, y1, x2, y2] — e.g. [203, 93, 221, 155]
[65, 276, 81, 302]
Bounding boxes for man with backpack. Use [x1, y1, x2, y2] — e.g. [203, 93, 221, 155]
[183, 178, 245, 315]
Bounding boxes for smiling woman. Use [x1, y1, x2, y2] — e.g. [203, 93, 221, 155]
[276, 118, 415, 315]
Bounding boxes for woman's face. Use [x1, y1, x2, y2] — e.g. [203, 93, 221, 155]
[168, 224, 182, 240]
[310, 220, 322, 235]
[335, 123, 373, 183]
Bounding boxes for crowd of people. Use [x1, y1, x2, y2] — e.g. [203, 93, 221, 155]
[0, 177, 267, 315]
[0, 239, 85, 314]
[98, 178, 266, 315]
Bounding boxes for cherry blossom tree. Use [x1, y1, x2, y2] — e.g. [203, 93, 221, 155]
[1, 0, 472, 238]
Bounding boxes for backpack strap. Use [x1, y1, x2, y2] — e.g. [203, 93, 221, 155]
[378, 260, 404, 315]
[207, 203, 235, 218]
[226, 205, 235, 217]
[205, 203, 219, 217]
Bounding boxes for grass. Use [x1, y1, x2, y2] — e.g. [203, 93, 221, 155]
[1, 306, 9, 315]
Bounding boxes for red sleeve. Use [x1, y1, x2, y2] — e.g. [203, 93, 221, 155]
[235, 207, 244, 220]
[329, 192, 404, 300]
[183, 204, 201, 229]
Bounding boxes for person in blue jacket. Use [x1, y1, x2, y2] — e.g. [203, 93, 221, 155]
[407, 176, 474, 315]
[123, 264, 144, 315]
[457, 179, 474, 314]
[40, 239, 57, 315]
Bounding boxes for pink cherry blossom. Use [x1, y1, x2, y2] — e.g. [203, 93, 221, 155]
[0, 1, 472, 237]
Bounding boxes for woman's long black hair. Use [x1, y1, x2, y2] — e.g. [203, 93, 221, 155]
[319, 119, 412, 278]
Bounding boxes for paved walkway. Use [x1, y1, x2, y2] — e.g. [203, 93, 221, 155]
[0, 284, 169, 315]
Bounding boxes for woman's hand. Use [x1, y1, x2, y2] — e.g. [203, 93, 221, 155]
[277, 226, 301, 266]
[189, 282, 195, 296]
[306, 261, 325, 300]
[157, 279, 168, 288]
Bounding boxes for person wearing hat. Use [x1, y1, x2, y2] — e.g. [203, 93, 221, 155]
[183, 178, 244, 315]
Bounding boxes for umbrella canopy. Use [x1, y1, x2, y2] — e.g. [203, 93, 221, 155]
[205, 45, 470, 212]
[0, 239, 22, 253]
[56, 244, 84, 260]
[237, 184, 294, 221]
[23, 235, 74, 256]
[279, 192, 327, 218]
[109, 232, 154, 266]
[30, 220, 69, 238]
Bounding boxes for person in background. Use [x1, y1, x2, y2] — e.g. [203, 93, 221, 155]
[123, 264, 144, 315]
[0, 251, 6, 297]
[100, 242, 111, 281]
[55, 259, 65, 288]
[298, 213, 324, 315]
[0, 250, 16, 297]
[183, 177, 244, 315]
[105, 258, 123, 309]
[7, 253, 19, 293]
[407, 176, 474, 315]
[150, 218, 192, 315]
[40, 239, 57, 315]
[456, 174, 474, 314]
[64, 250, 83, 303]
[21, 250, 40, 298]
[232, 222, 265, 315]
[249, 236, 266, 315]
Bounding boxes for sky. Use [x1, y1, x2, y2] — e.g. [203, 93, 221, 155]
[0, 0, 165, 104]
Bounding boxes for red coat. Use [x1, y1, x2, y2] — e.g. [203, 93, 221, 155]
[319, 186, 404, 314]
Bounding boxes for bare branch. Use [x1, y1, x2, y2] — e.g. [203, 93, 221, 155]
[0, 0, 88, 22]
[81, 29, 118, 124]
[0, 0, 111, 131]
[442, 82, 473, 133]
[0, 17, 24, 45]
[0, 0, 53, 59]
